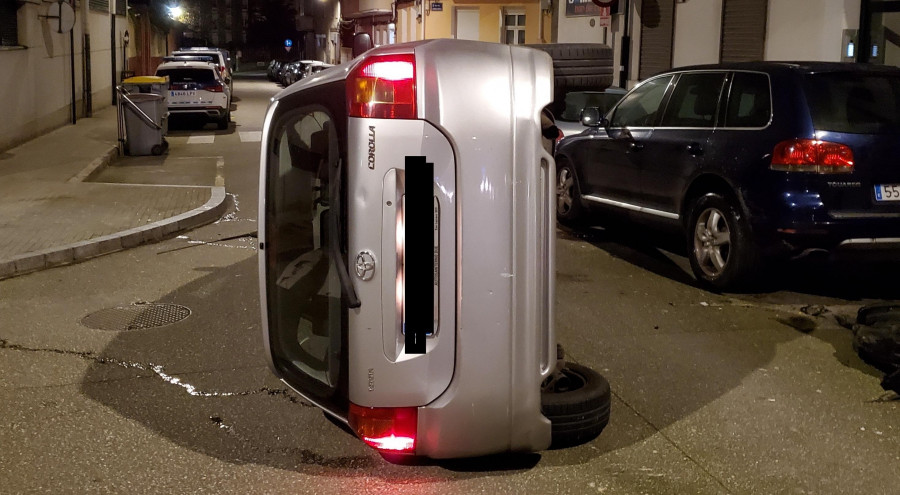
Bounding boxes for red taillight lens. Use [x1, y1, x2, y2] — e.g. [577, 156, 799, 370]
[347, 54, 416, 119]
[771, 139, 854, 173]
[204, 83, 224, 93]
[348, 403, 417, 453]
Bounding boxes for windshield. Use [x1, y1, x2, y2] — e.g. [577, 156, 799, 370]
[804, 72, 900, 134]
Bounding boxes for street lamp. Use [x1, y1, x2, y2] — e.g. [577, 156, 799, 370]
[167, 5, 184, 20]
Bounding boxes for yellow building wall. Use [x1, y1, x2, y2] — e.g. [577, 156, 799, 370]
[396, 0, 545, 43]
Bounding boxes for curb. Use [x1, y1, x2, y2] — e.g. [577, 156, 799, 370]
[0, 186, 228, 281]
[68, 146, 120, 183]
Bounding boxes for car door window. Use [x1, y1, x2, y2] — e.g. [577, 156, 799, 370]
[265, 107, 343, 392]
[660, 72, 727, 127]
[609, 75, 673, 128]
[724, 72, 771, 128]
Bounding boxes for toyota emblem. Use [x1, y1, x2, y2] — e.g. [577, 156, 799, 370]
[355, 251, 376, 281]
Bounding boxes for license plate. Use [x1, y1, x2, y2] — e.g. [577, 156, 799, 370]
[170, 91, 194, 97]
[874, 184, 900, 201]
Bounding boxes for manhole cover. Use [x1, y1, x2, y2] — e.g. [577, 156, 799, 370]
[80, 303, 191, 331]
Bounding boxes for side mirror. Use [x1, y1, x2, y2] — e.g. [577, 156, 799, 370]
[580, 107, 602, 127]
[352, 33, 374, 58]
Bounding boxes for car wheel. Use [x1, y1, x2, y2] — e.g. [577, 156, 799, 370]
[686, 193, 758, 291]
[151, 144, 163, 155]
[541, 362, 610, 448]
[556, 163, 584, 224]
[217, 110, 230, 130]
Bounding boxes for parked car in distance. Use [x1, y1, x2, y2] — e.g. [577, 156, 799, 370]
[302, 61, 334, 79]
[172, 47, 232, 89]
[155, 57, 232, 129]
[555, 62, 900, 290]
[555, 88, 626, 136]
[283, 60, 315, 86]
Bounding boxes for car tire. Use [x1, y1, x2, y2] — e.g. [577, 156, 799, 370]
[217, 110, 230, 130]
[541, 362, 611, 449]
[556, 162, 585, 225]
[686, 193, 758, 291]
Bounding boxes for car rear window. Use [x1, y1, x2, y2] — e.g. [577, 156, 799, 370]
[804, 72, 900, 134]
[157, 68, 216, 83]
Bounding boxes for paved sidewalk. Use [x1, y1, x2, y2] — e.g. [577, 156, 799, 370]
[0, 106, 226, 280]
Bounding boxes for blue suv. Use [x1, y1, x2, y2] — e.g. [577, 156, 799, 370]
[555, 62, 900, 290]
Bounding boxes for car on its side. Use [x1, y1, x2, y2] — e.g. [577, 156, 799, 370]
[155, 57, 232, 129]
[258, 39, 609, 459]
[555, 62, 900, 290]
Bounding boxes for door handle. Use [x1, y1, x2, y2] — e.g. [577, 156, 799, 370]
[686, 142, 703, 156]
[628, 141, 643, 152]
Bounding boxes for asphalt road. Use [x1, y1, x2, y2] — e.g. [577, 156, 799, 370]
[1, 72, 898, 494]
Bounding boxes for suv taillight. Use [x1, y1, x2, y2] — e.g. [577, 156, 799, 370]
[347, 54, 416, 119]
[771, 139, 854, 173]
[348, 403, 417, 453]
[204, 83, 224, 93]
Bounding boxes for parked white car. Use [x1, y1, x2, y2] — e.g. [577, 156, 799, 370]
[155, 57, 232, 129]
[171, 47, 232, 89]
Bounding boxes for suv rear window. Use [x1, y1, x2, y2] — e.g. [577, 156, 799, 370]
[157, 68, 216, 83]
[804, 73, 900, 134]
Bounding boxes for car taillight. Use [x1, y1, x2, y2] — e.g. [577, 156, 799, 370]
[347, 54, 416, 119]
[770, 139, 854, 173]
[204, 83, 224, 93]
[219, 66, 226, 74]
[348, 403, 417, 453]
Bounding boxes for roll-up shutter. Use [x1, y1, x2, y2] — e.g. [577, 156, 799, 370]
[720, 0, 767, 62]
[638, 0, 675, 80]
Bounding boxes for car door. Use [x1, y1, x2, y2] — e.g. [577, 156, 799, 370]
[638, 71, 728, 217]
[576, 75, 673, 204]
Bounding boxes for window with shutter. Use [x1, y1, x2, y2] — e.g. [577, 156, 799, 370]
[720, 0, 767, 62]
[638, 0, 675, 80]
[89, 0, 109, 13]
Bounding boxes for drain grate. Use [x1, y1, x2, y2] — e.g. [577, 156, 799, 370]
[80, 303, 191, 331]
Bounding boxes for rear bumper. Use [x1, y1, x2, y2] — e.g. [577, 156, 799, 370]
[744, 184, 900, 253]
[168, 107, 227, 119]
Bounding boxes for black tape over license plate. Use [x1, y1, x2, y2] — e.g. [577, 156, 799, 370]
[404, 156, 433, 355]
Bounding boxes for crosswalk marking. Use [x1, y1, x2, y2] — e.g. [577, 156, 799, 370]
[187, 135, 215, 144]
[239, 131, 262, 142]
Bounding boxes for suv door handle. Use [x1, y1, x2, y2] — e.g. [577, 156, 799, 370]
[686, 142, 703, 156]
[628, 141, 644, 152]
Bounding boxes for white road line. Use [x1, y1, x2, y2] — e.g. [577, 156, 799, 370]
[188, 135, 215, 144]
[239, 131, 262, 142]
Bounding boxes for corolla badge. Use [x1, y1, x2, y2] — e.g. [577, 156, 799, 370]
[355, 251, 376, 281]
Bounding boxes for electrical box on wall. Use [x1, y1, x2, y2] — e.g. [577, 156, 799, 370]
[842, 29, 858, 63]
